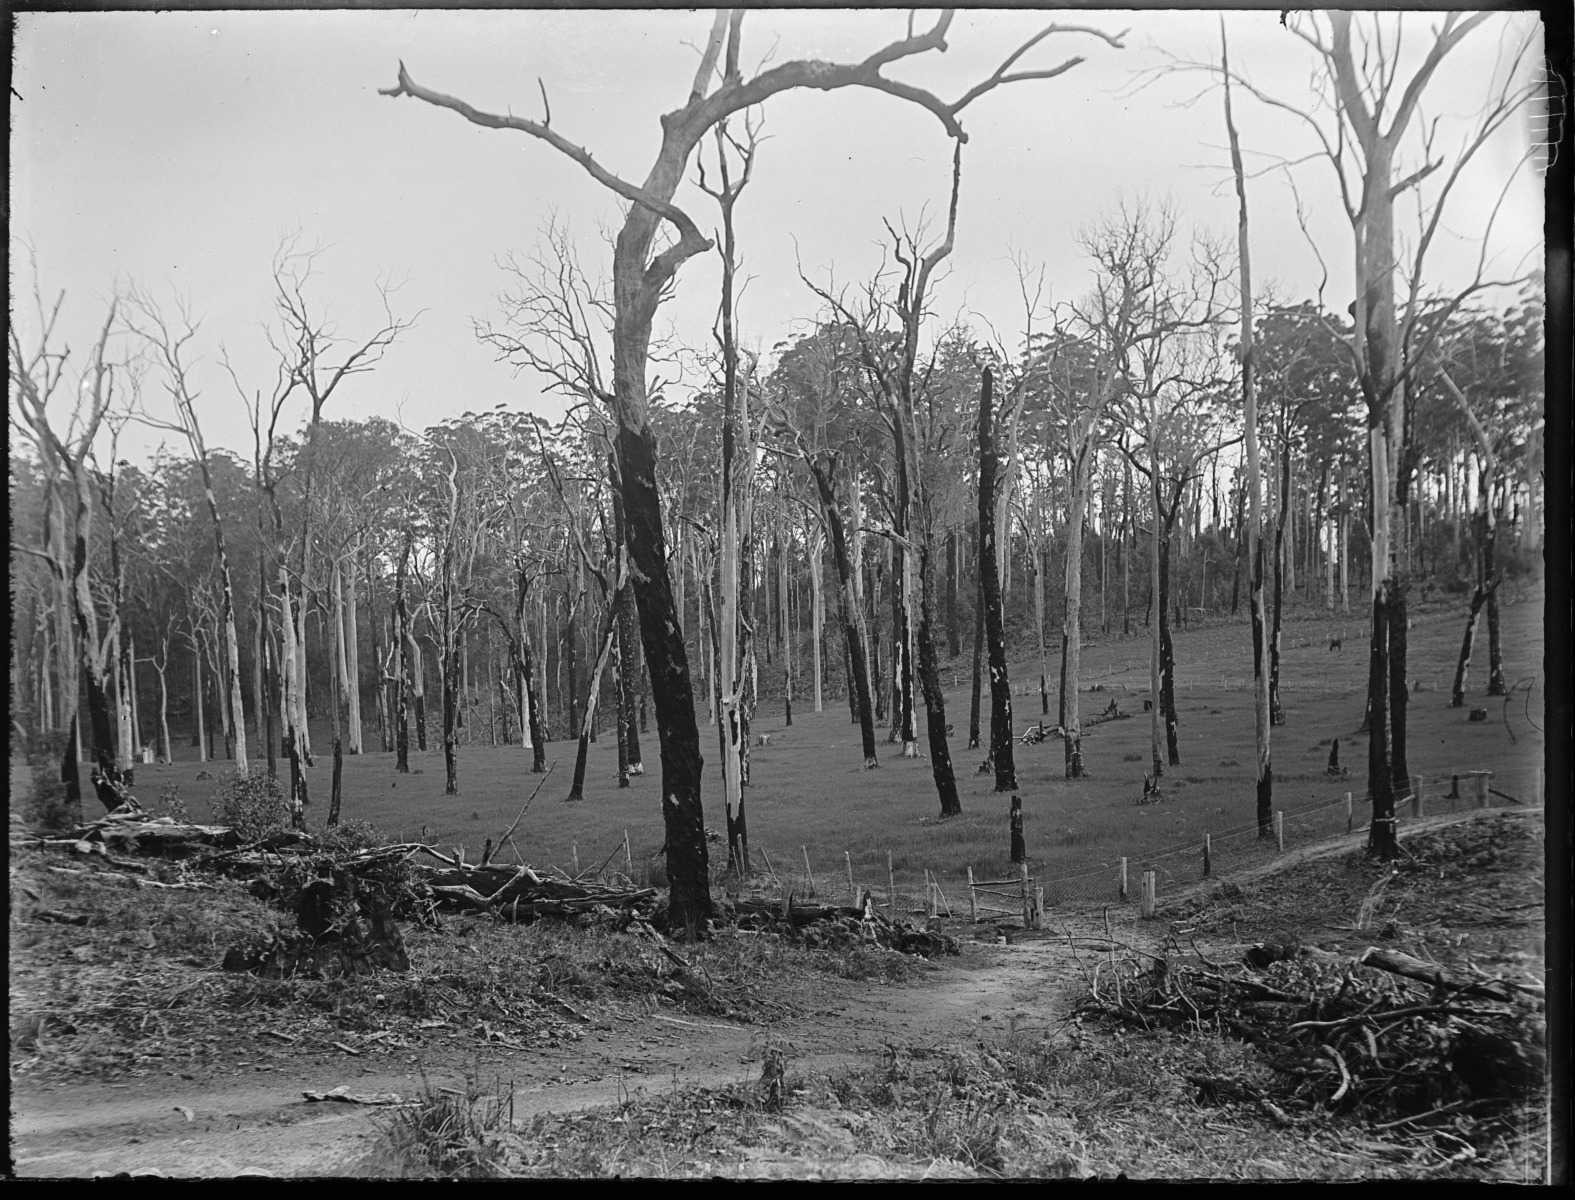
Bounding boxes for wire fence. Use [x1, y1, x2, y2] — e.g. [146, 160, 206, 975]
[722, 762, 1544, 927]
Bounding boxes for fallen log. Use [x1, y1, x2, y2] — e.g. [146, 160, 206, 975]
[1356, 946, 1541, 1004]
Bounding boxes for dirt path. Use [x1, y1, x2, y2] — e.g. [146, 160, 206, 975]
[11, 929, 1082, 1178]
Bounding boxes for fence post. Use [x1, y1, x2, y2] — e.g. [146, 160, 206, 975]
[1411, 775, 1425, 818]
[624, 830, 633, 878]
[1203, 833, 1212, 878]
[924, 870, 937, 920]
[1448, 773, 1461, 800]
[1140, 870, 1156, 919]
[1119, 857, 1128, 901]
[1345, 791, 1353, 834]
[1274, 811, 1284, 853]
[846, 851, 855, 901]
[1029, 887, 1045, 930]
[887, 851, 897, 920]
[1019, 861, 1030, 925]
[802, 846, 816, 897]
[1471, 770, 1491, 808]
[967, 865, 978, 924]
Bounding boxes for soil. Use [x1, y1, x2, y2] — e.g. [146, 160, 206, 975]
[9, 805, 1544, 1179]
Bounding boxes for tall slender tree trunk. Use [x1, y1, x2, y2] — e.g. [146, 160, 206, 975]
[1270, 434, 1289, 726]
[1223, 39, 1273, 837]
[916, 529, 961, 817]
[1484, 479, 1506, 695]
[344, 540, 363, 754]
[809, 456, 877, 767]
[945, 528, 961, 658]
[1063, 447, 1094, 778]
[809, 526, 825, 713]
[978, 369, 1017, 792]
[192, 641, 207, 763]
[968, 571, 984, 750]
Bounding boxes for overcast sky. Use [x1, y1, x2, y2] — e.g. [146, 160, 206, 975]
[11, 8, 1543, 467]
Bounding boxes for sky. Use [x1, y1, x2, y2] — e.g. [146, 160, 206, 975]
[10, 7, 1545, 468]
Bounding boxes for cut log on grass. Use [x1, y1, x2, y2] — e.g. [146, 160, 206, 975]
[1355, 945, 1541, 1004]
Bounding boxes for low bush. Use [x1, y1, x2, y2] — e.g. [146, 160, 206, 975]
[24, 763, 78, 833]
[210, 769, 289, 840]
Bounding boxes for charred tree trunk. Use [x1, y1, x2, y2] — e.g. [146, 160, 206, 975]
[916, 530, 961, 817]
[978, 368, 1017, 792]
[328, 735, 343, 827]
[1484, 481, 1506, 695]
[968, 570, 984, 750]
[614, 497, 644, 775]
[945, 528, 961, 658]
[393, 538, 413, 774]
[1451, 578, 1495, 706]
[1269, 436, 1288, 726]
[808, 455, 878, 768]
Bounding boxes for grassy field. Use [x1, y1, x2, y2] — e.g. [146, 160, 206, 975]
[67, 592, 1546, 903]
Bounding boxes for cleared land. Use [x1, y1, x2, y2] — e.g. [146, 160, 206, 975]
[9, 593, 1549, 1179]
[121, 595, 1545, 901]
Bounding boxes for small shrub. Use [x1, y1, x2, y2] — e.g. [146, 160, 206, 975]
[25, 763, 78, 833]
[211, 769, 289, 841]
[154, 781, 190, 824]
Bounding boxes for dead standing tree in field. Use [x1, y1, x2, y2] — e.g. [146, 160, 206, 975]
[1221, 30, 1274, 838]
[384, 9, 1122, 929]
[803, 146, 972, 815]
[124, 290, 251, 777]
[977, 367, 1020, 794]
[1198, 11, 1536, 857]
[11, 294, 132, 812]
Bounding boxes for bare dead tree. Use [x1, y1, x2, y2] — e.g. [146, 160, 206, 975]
[11, 287, 134, 812]
[383, 8, 1123, 929]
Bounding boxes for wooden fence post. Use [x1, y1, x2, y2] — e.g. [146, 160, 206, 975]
[1019, 861, 1030, 925]
[802, 846, 816, 897]
[1119, 857, 1128, 901]
[846, 851, 855, 901]
[967, 865, 978, 924]
[1411, 775, 1424, 818]
[1274, 811, 1284, 853]
[1032, 886, 1046, 929]
[1345, 791, 1353, 834]
[1471, 770, 1491, 809]
[1140, 870, 1156, 919]
[924, 870, 937, 920]
[624, 829, 633, 878]
[887, 851, 897, 920]
[1203, 834, 1212, 878]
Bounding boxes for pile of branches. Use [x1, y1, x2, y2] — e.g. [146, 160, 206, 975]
[732, 895, 960, 958]
[16, 804, 252, 858]
[1073, 938, 1545, 1138]
[421, 856, 658, 925]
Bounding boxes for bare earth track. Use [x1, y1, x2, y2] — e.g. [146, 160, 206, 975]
[10, 806, 1543, 1179]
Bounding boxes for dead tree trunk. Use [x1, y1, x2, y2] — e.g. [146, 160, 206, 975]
[968, 569, 984, 750]
[978, 368, 1017, 792]
[945, 528, 961, 658]
[807, 454, 878, 768]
